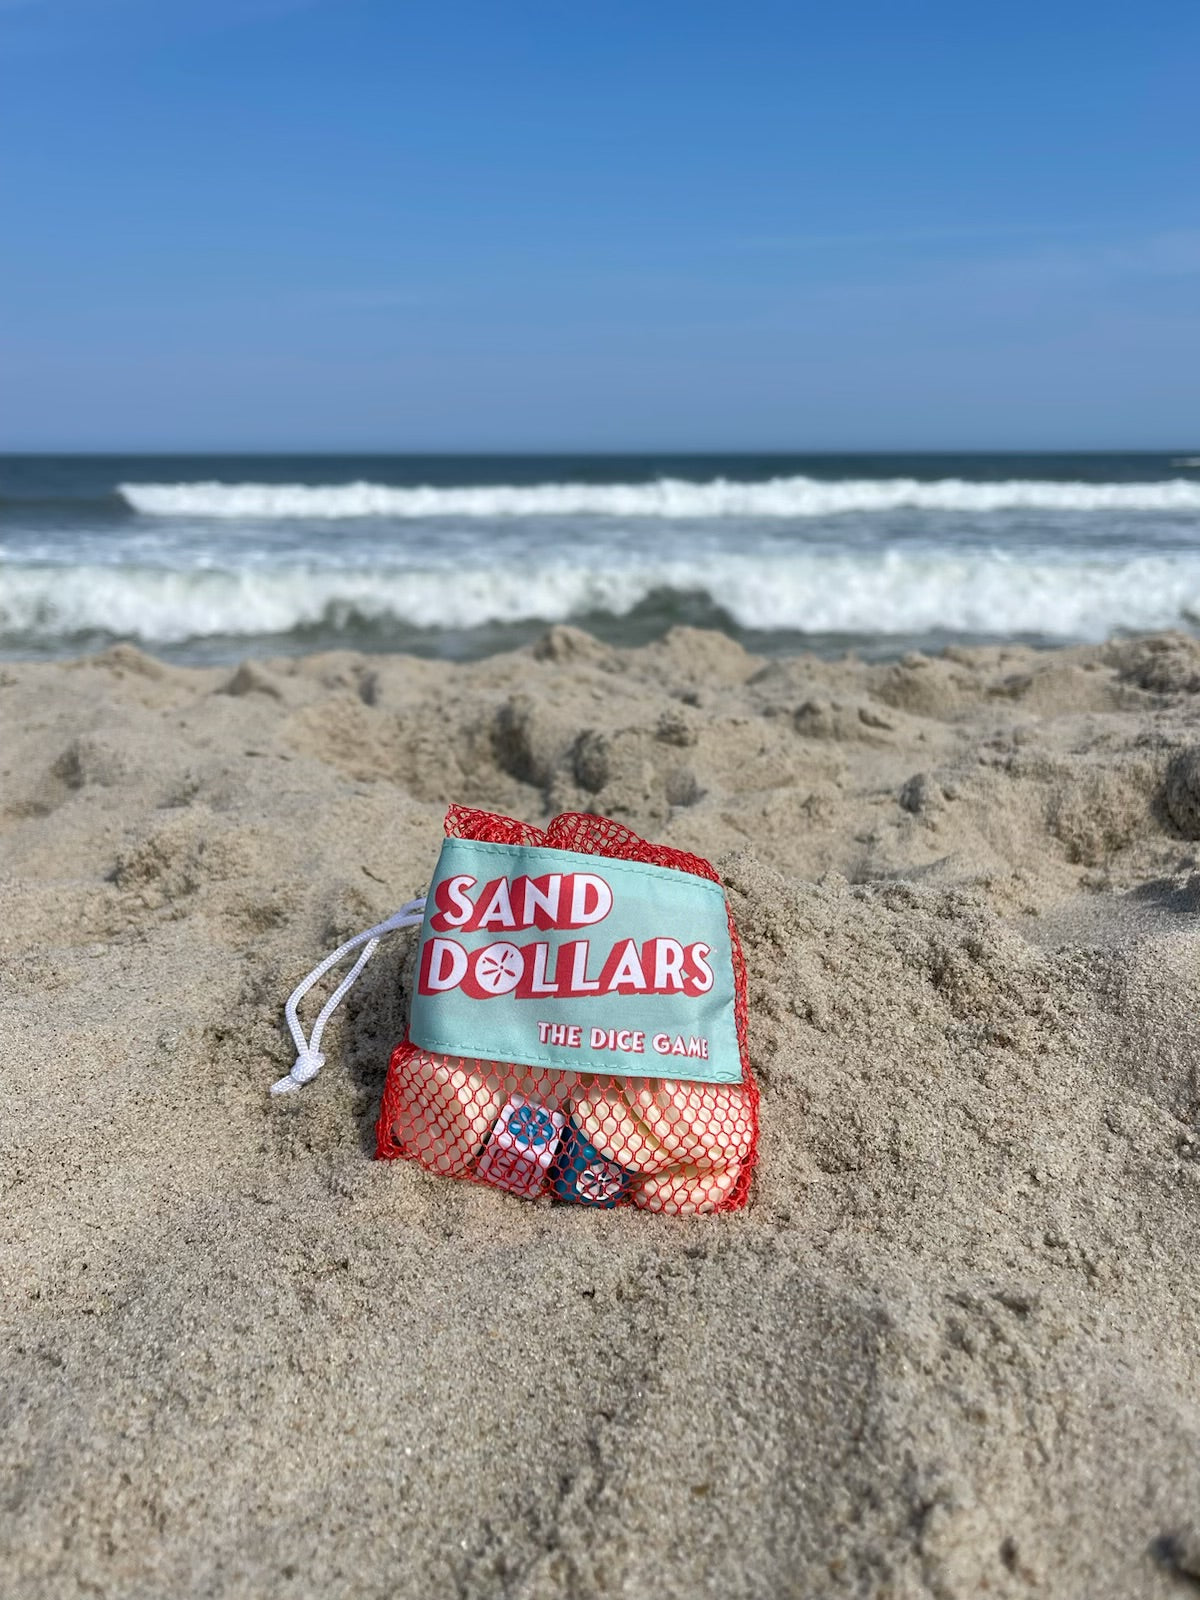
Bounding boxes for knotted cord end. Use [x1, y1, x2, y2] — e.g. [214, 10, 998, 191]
[270, 1048, 326, 1095]
[273, 897, 425, 1098]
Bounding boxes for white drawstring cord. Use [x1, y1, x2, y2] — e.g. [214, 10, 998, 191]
[272, 897, 427, 1096]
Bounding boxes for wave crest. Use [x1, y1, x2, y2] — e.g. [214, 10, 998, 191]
[116, 475, 1200, 520]
[4, 552, 1200, 644]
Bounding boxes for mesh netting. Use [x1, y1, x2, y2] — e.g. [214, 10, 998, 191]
[375, 807, 759, 1214]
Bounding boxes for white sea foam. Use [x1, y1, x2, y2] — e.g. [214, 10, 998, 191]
[4, 551, 1200, 643]
[116, 476, 1200, 520]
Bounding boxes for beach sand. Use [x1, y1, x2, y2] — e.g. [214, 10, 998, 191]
[3, 626, 1200, 1598]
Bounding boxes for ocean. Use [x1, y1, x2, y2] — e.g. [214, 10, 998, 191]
[2, 452, 1199, 664]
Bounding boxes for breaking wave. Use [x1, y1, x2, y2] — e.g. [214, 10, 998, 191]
[116, 476, 1200, 520]
[4, 550, 1200, 645]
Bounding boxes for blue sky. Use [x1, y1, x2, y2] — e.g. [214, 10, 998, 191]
[0, 0, 1197, 450]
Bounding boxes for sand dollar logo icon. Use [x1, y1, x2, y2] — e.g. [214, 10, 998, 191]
[577, 1161, 622, 1203]
[507, 1104, 557, 1148]
[473, 941, 523, 995]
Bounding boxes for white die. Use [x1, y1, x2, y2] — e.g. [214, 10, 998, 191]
[476, 1095, 567, 1198]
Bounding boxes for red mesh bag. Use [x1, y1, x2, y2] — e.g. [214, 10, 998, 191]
[374, 806, 759, 1214]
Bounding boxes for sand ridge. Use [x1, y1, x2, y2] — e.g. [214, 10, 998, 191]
[2, 628, 1200, 1597]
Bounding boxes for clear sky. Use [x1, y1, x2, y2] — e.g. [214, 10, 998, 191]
[0, 0, 1197, 451]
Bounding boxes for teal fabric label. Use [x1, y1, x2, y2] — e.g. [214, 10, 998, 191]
[408, 838, 742, 1084]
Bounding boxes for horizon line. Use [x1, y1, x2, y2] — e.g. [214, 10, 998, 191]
[2, 445, 1198, 458]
